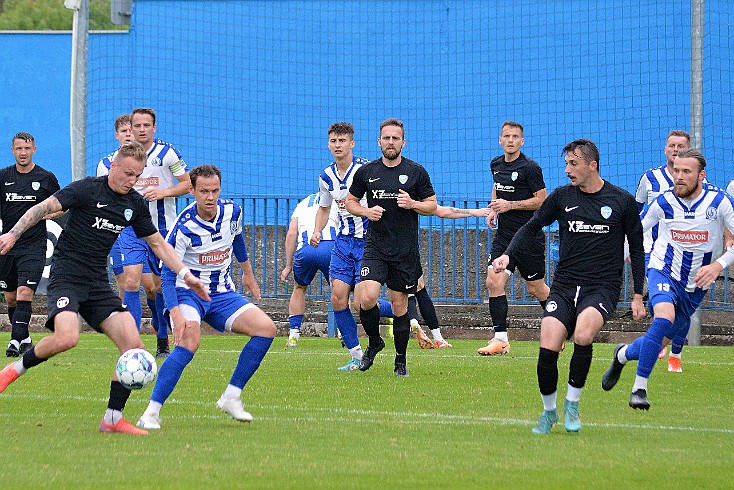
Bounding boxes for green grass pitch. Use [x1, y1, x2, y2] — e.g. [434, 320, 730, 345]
[1, 333, 733, 489]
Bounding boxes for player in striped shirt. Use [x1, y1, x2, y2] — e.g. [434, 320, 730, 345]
[121, 108, 191, 359]
[280, 193, 338, 346]
[96, 113, 134, 301]
[603, 148, 734, 410]
[310, 122, 393, 371]
[137, 164, 275, 429]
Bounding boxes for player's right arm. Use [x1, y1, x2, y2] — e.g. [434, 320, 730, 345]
[435, 204, 491, 219]
[486, 187, 498, 229]
[0, 195, 62, 254]
[280, 216, 298, 282]
[310, 205, 331, 247]
[635, 173, 650, 213]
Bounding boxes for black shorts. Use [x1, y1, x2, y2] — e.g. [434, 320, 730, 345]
[360, 250, 422, 294]
[488, 232, 546, 281]
[0, 249, 46, 292]
[45, 276, 127, 332]
[543, 281, 620, 337]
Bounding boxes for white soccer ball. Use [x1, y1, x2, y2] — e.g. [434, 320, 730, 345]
[116, 348, 158, 390]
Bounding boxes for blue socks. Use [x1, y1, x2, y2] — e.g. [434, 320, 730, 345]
[628, 317, 674, 378]
[334, 307, 360, 349]
[229, 336, 273, 389]
[123, 291, 142, 331]
[151, 346, 194, 405]
[288, 314, 304, 330]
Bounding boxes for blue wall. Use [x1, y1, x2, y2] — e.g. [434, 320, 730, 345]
[0, 33, 72, 184]
[0, 1, 732, 197]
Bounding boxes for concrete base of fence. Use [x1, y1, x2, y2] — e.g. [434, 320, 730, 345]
[4, 299, 733, 346]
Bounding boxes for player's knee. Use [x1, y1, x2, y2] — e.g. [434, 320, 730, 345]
[256, 317, 277, 338]
[330, 290, 349, 310]
[55, 331, 81, 351]
[526, 281, 547, 298]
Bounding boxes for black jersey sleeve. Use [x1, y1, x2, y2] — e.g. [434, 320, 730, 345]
[623, 193, 645, 295]
[414, 165, 435, 201]
[53, 178, 89, 211]
[526, 163, 546, 195]
[130, 197, 158, 239]
[504, 187, 560, 259]
[348, 164, 368, 199]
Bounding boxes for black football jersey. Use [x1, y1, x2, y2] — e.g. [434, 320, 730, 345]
[0, 164, 60, 252]
[52, 176, 157, 281]
[349, 157, 435, 259]
[505, 180, 644, 293]
[490, 152, 545, 237]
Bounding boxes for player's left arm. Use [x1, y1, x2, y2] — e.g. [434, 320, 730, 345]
[144, 231, 211, 302]
[0, 195, 63, 254]
[233, 229, 261, 300]
[623, 195, 646, 319]
[397, 190, 437, 215]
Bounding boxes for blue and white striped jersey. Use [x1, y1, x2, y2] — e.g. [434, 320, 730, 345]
[642, 186, 734, 291]
[292, 193, 338, 250]
[163, 199, 248, 295]
[636, 165, 674, 253]
[134, 138, 187, 237]
[96, 149, 119, 177]
[318, 156, 370, 238]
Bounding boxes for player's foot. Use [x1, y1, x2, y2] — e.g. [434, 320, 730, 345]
[358, 337, 385, 371]
[136, 412, 162, 430]
[667, 356, 682, 373]
[477, 337, 510, 355]
[531, 409, 558, 435]
[216, 396, 253, 422]
[337, 358, 361, 371]
[99, 417, 148, 435]
[394, 363, 409, 378]
[435, 339, 452, 348]
[601, 343, 626, 391]
[658, 346, 667, 359]
[5, 342, 19, 358]
[0, 363, 20, 393]
[17, 341, 33, 357]
[629, 389, 650, 410]
[286, 334, 299, 348]
[156, 337, 170, 359]
[415, 326, 435, 349]
[563, 399, 582, 433]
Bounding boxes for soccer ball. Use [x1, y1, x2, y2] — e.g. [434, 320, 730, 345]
[116, 348, 158, 390]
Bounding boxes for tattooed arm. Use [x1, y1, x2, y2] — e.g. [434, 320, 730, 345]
[0, 196, 63, 254]
[435, 204, 491, 219]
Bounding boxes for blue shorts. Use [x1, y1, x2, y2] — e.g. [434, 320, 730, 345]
[647, 268, 705, 338]
[118, 227, 158, 275]
[108, 238, 124, 276]
[176, 288, 255, 332]
[293, 241, 334, 286]
[329, 235, 365, 287]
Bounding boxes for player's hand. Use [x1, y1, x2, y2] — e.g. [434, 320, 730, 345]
[486, 210, 498, 229]
[489, 198, 512, 214]
[491, 254, 510, 272]
[242, 271, 262, 301]
[0, 233, 17, 255]
[170, 309, 187, 345]
[184, 273, 211, 302]
[397, 189, 413, 209]
[470, 207, 491, 218]
[309, 231, 321, 247]
[280, 266, 292, 283]
[142, 188, 165, 201]
[631, 294, 646, 321]
[365, 206, 384, 221]
[694, 262, 723, 289]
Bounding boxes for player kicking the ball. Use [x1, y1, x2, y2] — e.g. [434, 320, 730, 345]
[137, 164, 275, 430]
[0, 142, 209, 435]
